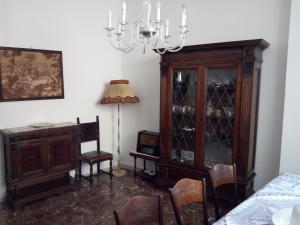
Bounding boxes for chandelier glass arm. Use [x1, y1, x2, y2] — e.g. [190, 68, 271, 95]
[108, 38, 134, 53]
[153, 32, 186, 54]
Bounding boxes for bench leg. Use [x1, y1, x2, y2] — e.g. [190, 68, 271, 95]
[134, 157, 137, 178]
[110, 159, 113, 181]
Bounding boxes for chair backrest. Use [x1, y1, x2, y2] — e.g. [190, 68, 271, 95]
[76, 116, 100, 153]
[169, 178, 208, 225]
[209, 163, 237, 190]
[208, 163, 238, 220]
[114, 195, 163, 225]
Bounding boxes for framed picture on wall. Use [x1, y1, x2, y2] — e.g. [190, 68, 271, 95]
[0, 47, 64, 102]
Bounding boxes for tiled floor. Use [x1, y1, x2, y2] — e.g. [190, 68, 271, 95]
[0, 172, 225, 225]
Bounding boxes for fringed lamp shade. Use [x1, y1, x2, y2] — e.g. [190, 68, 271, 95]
[100, 80, 139, 104]
[100, 79, 139, 176]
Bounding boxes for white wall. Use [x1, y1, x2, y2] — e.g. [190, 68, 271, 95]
[0, 0, 122, 199]
[121, 0, 291, 190]
[280, 0, 300, 173]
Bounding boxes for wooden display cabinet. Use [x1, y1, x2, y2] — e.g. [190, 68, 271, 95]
[157, 39, 269, 198]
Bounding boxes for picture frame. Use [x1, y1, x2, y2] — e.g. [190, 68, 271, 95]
[0, 46, 64, 102]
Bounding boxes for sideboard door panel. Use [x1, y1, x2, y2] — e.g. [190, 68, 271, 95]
[16, 141, 47, 178]
[48, 135, 74, 172]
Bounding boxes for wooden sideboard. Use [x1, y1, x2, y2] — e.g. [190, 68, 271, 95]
[0, 122, 80, 208]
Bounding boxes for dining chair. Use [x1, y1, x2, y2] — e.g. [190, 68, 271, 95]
[77, 116, 113, 184]
[114, 195, 164, 225]
[169, 178, 208, 225]
[208, 163, 238, 220]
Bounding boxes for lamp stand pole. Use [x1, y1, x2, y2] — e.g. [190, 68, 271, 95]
[117, 103, 120, 169]
[113, 103, 127, 176]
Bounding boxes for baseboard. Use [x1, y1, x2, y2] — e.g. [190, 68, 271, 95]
[119, 164, 134, 170]
[80, 164, 134, 177]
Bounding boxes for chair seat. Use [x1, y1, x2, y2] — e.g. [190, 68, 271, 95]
[81, 151, 113, 164]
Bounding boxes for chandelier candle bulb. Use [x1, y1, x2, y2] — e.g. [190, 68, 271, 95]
[181, 5, 187, 26]
[136, 23, 140, 40]
[156, 1, 161, 22]
[160, 24, 164, 39]
[146, 1, 151, 27]
[121, 0, 126, 23]
[117, 22, 122, 33]
[165, 19, 169, 36]
[107, 10, 112, 28]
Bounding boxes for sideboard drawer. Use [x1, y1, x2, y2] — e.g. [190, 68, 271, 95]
[8, 127, 77, 143]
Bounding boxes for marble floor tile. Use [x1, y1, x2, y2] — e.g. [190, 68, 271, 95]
[0, 172, 228, 225]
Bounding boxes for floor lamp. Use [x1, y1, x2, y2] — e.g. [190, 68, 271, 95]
[101, 80, 139, 176]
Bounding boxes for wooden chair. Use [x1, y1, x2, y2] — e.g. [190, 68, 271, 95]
[208, 163, 238, 220]
[114, 195, 164, 225]
[77, 116, 113, 184]
[169, 178, 208, 225]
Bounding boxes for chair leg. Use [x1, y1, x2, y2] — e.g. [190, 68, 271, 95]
[97, 162, 100, 175]
[169, 190, 182, 225]
[75, 167, 79, 182]
[110, 159, 113, 180]
[212, 190, 220, 220]
[79, 159, 82, 180]
[89, 164, 94, 184]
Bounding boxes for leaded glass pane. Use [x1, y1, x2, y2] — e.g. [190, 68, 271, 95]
[204, 68, 236, 168]
[171, 69, 197, 165]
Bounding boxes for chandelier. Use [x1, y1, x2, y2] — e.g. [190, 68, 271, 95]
[105, 0, 188, 54]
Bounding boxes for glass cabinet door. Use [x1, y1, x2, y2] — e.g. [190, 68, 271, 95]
[204, 68, 237, 168]
[171, 69, 197, 166]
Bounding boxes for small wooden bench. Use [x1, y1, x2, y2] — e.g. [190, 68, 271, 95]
[129, 152, 159, 180]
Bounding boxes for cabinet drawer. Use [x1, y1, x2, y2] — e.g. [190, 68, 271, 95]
[168, 167, 199, 180]
[8, 127, 76, 143]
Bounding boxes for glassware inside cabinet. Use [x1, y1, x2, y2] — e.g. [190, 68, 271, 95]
[171, 69, 197, 165]
[204, 68, 237, 168]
